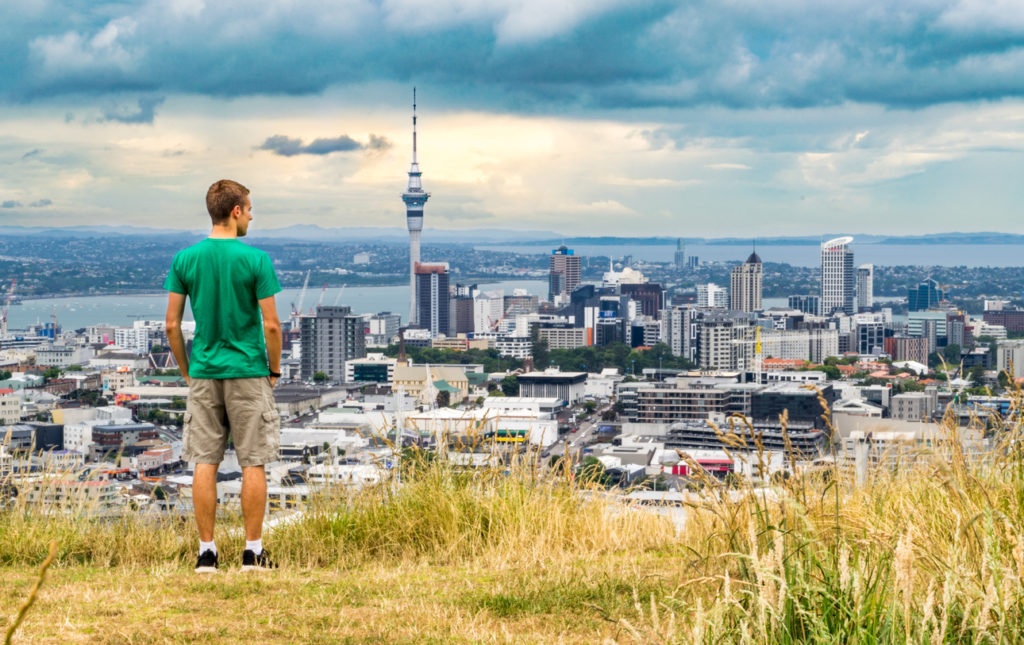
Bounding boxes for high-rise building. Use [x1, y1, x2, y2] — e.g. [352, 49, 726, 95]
[415, 262, 450, 337]
[402, 89, 430, 326]
[697, 283, 728, 308]
[300, 305, 367, 382]
[908, 278, 944, 311]
[856, 264, 874, 311]
[549, 245, 580, 303]
[821, 236, 855, 316]
[729, 251, 762, 313]
[674, 239, 686, 269]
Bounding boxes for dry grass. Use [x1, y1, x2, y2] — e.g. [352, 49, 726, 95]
[3, 405, 1024, 643]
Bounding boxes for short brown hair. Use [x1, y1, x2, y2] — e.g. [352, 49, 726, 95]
[206, 179, 250, 224]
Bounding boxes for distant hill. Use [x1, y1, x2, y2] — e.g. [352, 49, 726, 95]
[2, 226, 1023, 245]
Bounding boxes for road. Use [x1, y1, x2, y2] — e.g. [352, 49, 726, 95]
[545, 401, 614, 461]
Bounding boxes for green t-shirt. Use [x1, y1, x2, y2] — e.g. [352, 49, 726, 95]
[163, 238, 282, 379]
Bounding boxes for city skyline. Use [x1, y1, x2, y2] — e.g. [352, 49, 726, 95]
[1, 2, 1023, 236]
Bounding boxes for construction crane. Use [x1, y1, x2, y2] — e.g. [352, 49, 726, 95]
[291, 270, 311, 318]
[332, 284, 347, 306]
[316, 282, 328, 310]
[1, 278, 16, 337]
[730, 325, 764, 383]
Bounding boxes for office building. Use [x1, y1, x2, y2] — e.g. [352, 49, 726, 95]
[787, 295, 820, 316]
[821, 236, 855, 316]
[549, 246, 581, 304]
[620, 282, 665, 319]
[401, 89, 430, 326]
[299, 306, 367, 382]
[908, 278, 944, 312]
[729, 251, 762, 313]
[415, 262, 450, 338]
[856, 264, 874, 311]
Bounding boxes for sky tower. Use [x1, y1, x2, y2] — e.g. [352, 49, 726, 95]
[402, 88, 430, 326]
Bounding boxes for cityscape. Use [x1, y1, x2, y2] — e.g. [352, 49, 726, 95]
[3, 1, 1024, 642]
[4, 94, 1023, 515]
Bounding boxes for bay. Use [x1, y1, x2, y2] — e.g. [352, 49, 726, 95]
[7, 279, 547, 331]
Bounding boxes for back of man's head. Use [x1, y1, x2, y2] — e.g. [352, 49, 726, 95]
[206, 179, 250, 224]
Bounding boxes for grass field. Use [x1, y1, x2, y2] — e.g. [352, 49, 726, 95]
[4, 408, 1024, 643]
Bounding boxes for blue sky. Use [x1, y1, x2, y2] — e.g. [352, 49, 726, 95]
[1, 0, 1023, 236]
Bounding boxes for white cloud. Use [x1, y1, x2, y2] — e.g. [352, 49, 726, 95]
[706, 163, 750, 170]
[29, 17, 139, 78]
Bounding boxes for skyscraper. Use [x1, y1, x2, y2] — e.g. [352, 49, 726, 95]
[729, 251, 762, 312]
[415, 262, 450, 337]
[821, 236, 855, 316]
[549, 245, 580, 303]
[402, 89, 430, 326]
[908, 278, 945, 311]
[673, 239, 686, 269]
[856, 264, 874, 311]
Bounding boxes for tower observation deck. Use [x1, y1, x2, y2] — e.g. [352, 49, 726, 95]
[402, 88, 430, 326]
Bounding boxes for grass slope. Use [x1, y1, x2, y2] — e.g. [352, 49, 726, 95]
[4, 412, 1024, 643]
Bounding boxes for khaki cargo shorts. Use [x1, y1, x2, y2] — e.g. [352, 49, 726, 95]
[183, 377, 280, 467]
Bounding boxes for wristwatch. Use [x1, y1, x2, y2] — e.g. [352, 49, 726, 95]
[268, 370, 282, 378]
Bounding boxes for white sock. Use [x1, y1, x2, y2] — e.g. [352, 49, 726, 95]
[199, 540, 217, 556]
[245, 539, 263, 555]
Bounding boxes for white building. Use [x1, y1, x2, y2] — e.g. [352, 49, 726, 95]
[997, 340, 1024, 378]
[344, 353, 397, 385]
[0, 394, 20, 425]
[473, 291, 504, 334]
[35, 343, 94, 367]
[821, 236, 855, 316]
[696, 283, 728, 308]
[114, 327, 150, 355]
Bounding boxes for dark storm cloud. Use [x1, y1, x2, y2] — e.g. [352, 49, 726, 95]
[4, 1, 1024, 110]
[258, 134, 391, 156]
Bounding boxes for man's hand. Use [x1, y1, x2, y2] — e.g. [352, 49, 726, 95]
[268, 376, 279, 388]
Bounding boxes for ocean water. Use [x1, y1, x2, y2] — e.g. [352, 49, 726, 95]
[7, 279, 547, 331]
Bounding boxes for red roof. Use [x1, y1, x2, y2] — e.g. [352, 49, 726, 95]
[0, 388, 14, 395]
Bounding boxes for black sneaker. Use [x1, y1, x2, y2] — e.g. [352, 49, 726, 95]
[195, 549, 218, 573]
[241, 549, 278, 571]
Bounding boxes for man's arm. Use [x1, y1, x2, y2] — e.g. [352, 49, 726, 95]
[259, 295, 282, 386]
[165, 291, 190, 385]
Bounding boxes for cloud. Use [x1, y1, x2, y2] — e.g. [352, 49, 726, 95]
[29, 199, 52, 207]
[100, 96, 165, 124]
[258, 133, 392, 156]
[22, 149, 41, 159]
[1, 201, 22, 208]
[4, 1, 1024, 110]
[706, 163, 750, 170]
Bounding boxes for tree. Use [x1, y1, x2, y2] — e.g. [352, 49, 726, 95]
[942, 344, 962, 365]
[150, 344, 165, 354]
[0, 370, 10, 381]
[65, 364, 83, 372]
[436, 390, 451, 408]
[313, 372, 329, 384]
[500, 374, 519, 397]
[578, 457, 612, 487]
[583, 400, 597, 414]
[968, 364, 987, 387]
[152, 486, 167, 501]
[43, 367, 61, 380]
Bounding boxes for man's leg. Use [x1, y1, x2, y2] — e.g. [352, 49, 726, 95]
[240, 465, 267, 541]
[193, 463, 220, 542]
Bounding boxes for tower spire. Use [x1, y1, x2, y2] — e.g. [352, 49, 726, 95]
[412, 87, 417, 164]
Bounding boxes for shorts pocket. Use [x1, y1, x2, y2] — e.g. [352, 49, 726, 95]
[261, 410, 280, 458]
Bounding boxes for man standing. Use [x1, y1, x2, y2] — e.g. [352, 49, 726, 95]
[164, 179, 283, 573]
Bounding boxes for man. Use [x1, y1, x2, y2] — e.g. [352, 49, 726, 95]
[164, 179, 283, 573]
